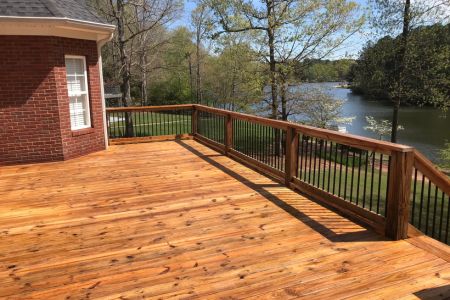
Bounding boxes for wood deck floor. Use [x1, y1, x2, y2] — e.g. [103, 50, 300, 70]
[1, 140, 450, 299]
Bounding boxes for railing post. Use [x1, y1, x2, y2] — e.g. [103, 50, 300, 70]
[225, 113, 233, 155]
[385, 149, 414, 240]
[192, 107, 198, 136]
[285, 126, 299, 188]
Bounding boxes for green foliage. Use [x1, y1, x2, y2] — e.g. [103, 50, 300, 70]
[294, 59, 356, 82]
[351, 24, 450, 109]
[148, 27, 195, 104]
[364, 116, 404, 140]
[440, 142, 450, 170]
[203, 42, 265, 109]
[295, 88, 355, 129]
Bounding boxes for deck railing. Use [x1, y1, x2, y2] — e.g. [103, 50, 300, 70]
[106, 104, 450, 244]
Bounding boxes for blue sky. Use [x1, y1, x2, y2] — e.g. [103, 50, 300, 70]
[171, 0, 373, 59]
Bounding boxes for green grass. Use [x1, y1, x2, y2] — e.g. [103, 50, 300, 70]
[108, 111, 192, 137]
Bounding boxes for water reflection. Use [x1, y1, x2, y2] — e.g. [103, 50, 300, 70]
[281, 82, 449, 163]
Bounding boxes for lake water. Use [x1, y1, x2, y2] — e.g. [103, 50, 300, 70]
[301, 82, 449, 163]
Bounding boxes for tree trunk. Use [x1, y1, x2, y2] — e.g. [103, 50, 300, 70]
[196, 31, 202, 104]
[268, 30, 278, 120]
[188, 53, 194, 102]
[391, 0, 410, 143]
[140, 53, 148, 106]
[117, 0, 134, 137]
[280, 76, 288, 120]
[266, 0, 280, 155]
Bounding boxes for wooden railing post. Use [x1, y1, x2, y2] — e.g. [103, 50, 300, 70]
[285, 126, 299, 188]
[192, 108, 198, 136]
[225, 113, 233, 155]
[385, 149, 414, 240]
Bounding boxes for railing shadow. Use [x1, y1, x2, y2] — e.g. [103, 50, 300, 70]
[177, 140, 386, 243]
[414, 285, 450, 299]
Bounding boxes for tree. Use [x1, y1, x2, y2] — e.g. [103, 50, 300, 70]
[91, 0, 181, 135]
[191, 2, 214, 104]
[268, 86, 354, 129]
[204, 38, 265, 110]
[370, 0, 450, 142]
[208, 0, 364, 121]
[299, 89, 354, 129]
[351, 24, 450, 109]
[149, 27, 196, 104]
[440, 142, 450, 170]
[364, 116, 404, 140]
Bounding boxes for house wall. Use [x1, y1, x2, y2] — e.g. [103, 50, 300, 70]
[0, 36, 106, 165]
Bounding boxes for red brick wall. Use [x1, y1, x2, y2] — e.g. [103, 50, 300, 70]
[0, 36, 106, 165]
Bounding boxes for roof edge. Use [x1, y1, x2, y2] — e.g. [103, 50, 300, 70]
[0, 16, 116, 32]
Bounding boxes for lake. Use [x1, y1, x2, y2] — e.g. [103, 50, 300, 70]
[299, 82, 449, 163]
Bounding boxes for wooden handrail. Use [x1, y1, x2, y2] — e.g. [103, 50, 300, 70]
[106, 104, 414, 155]
[194, 105, 289, 130]
[106, 104, 194, 112]
[414, 150, 450, 195]
[193, 104, 412, 154]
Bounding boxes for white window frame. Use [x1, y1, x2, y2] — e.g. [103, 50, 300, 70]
[65, 55, 92, 130]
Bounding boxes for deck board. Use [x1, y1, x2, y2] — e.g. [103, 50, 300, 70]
[0, 140, 449, 299]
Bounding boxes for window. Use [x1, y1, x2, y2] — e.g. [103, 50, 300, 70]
[65, 56, 91, 130]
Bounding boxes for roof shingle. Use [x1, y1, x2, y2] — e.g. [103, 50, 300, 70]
[0, 0, 108, 25]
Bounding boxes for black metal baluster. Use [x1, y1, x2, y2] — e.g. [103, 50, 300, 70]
[432, 185, 439, 238]
[369, 152, 376, 211]
[425, 179, 432, 234]
[317, 140, 323, 187]
[312, 138, 318, 186]
[327, 142, 333, 192]
[252, 123, 256, 159]
[297, 134, 304, 179]
[343, 147, 350, 200]
[338, 145, 344, 197]
[444, 195, 450, 244]
[350, 149, 356, 203]
[258, 124, 262, 163]
[439, 191, 445, 241]
[384, 156, 391, 216]
[418, 173, 425, 230]
[321, 141, 327, 189]
[377, 154, 383, 214]
[303, 137, 309, 181]
[308, 138, 314, 184]
[411, 169, 418, 224]
[332, 143, 338, 194]
[362, 151, 369, 208]
[356, 149, 362, 206]
[265, 126, 269, 165]
[149, 111, 151, 136]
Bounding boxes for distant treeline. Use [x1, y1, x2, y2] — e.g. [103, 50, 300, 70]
[349, 24, 450, 108]
[293, 59, 355, 83]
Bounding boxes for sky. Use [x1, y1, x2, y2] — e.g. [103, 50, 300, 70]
[171, 0, 374, 59]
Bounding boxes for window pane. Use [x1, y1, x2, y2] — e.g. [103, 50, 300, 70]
[65, 56, 90, 130]
[69, 95, 89, 129]
[67, 75, 86, 94]
[65, 58, 84, 76]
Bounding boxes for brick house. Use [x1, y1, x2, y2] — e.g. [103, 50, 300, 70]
[0, 0, 115, 165]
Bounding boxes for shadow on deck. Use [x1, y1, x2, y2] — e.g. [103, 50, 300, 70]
[176, 140, 380, 244]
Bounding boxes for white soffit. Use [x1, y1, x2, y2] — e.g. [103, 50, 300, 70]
[0, 17, 115, 42]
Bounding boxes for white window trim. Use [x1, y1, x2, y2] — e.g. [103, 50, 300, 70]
[65, 55, 92, 130]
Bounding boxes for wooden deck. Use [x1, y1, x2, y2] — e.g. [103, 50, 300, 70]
[1, 140, 450, 299]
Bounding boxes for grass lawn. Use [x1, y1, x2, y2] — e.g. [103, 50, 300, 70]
[108, 111, 192, 137]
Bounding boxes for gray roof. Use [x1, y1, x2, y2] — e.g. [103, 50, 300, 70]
[0, 0, 109, 25]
